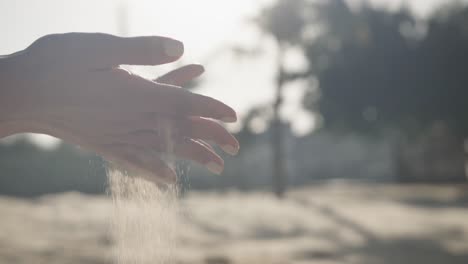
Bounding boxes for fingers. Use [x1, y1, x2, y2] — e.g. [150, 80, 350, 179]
[28, 119, 179, 184]
[194, 139, 216, 152]
[111, 70, 237, 121]
[172, 90, 237, 122]
[155, 64, 205, 86]
[177, 117, 239, 155]
[109, 116, 239, 155]
[113, 131, 225, 174]
[28, 33, 184, 69]
[175, 139, 224, 174]
[109, 35, 184, 66]
[97, 143, 177, 185]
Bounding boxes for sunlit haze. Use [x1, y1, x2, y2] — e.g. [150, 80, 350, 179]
[0, 0, 457, 147]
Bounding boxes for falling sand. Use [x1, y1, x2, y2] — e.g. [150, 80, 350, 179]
[108, 170, 179, 264]
[107, 121, 180, 264]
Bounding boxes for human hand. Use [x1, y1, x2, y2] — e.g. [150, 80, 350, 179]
[0, 33, 239, 184]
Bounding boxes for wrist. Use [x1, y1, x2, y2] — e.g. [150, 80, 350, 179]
[0, 120, 32, 138]
[0, 51, 37, 137]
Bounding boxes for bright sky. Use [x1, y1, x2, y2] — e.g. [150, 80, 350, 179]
[0, 0, 459, 147]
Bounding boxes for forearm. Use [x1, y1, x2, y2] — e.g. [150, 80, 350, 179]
[0, 51, 34, 138]
[0, 120, 31, 138]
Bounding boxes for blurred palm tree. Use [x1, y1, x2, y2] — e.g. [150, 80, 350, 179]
[253, 0, 314, 197]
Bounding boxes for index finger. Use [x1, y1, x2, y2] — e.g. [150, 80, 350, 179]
[118, 72, 237, 122]
[155, 85, 238, 122]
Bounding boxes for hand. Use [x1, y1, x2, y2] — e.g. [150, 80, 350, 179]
[0, 33, 239, 184]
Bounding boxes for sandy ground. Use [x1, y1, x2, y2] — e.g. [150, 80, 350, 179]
[1, 182, 468, 264]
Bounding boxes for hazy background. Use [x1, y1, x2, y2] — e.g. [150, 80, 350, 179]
[1, 0, 468, 194]
[1, 0, 468, 263]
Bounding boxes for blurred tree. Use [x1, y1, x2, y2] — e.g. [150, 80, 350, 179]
[302, 1, 468, 181]
[256, 0, 468, 182]
[0, 138, 107, 197]
[255, 0, 312, 197]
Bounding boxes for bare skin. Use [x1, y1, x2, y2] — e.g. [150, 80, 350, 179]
[0, 33, 239, 185]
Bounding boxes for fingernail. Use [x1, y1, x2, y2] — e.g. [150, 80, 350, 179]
[221, 144, 239, 155]
[206, 161, 223, 175]
[221, 116, 237, 123]
[164, 39, 184, 57]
